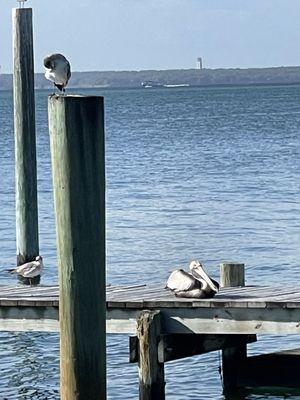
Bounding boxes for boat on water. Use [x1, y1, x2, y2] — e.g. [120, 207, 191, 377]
[163, 84, 190, 88]
[141, 81, 163, 88]
[141, 81, 190, 89]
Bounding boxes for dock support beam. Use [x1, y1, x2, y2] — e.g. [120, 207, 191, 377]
[12, 8, 39, 265]
[130, 328, 256, 398]
[137, 310, 165, 400]
[220, 262, 246, 394]
[49, 95, 106, 399]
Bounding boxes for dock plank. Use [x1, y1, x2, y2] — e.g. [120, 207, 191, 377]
[0, 284, 300, 308]
[0, 284, 299, 333]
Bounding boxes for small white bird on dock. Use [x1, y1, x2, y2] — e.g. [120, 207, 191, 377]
[166, 260, 219, 298]
[44, 53, 71, 92]
[8, 256, 43, 279]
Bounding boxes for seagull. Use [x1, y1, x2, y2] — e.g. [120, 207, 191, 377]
[44, 53, 71, 93]
[166, 260, 219, 298]
[8, 255, 43, 279]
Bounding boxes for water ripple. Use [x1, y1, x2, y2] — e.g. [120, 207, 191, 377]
[1, 85, 300, 398]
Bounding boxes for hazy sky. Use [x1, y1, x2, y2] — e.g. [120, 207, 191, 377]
[1, 0, 300, 73]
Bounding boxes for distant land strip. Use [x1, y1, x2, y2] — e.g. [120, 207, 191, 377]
[1, 66, 300, 90]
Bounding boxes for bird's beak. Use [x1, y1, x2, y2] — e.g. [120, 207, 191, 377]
[192, 265, 219, 293]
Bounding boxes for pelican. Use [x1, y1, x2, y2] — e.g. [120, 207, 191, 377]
[8, 255, 43, 279]
[166, 260, 219, 298]
[43, 53, 71, 93]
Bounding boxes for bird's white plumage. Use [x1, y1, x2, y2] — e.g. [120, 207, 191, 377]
[166, 269, 198, 292]
[44, 53, 71, 90]
[45, 62, 68, 86]
[12, 256, 43, 278]
[166, 260, 219, 298]
[189, 260, 219, 293]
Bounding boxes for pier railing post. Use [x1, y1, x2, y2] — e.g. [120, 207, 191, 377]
[12, 8, 39, 265]
[49, 95, 106, 399]
[220, 262, 246, 393]
[137, 310, 165, 400]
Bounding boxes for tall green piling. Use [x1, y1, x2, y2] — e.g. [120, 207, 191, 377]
[13, 7, 39, 265]
[48, 95, 106, 399]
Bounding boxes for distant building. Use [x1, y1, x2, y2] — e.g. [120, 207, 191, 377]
[196, 57, 203, 70]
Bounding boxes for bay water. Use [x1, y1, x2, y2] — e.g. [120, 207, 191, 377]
[0, 85, 300, 399]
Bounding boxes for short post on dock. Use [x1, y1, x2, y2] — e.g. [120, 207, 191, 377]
[220, 262, 246, 393]
[12, 7, 39, 265]
[48, 95, 106, 399]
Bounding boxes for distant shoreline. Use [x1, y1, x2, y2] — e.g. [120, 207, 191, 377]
[2, 66, 300, 90]
[2, 81, 300, 92]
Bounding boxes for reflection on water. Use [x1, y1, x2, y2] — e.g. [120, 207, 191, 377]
[1, 85, 300, 398]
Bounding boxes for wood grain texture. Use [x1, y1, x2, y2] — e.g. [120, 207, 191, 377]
[1, 287, 300, 333]
[49, 95, 106, 400]
[12, 8, 39, 265]
[137, 310, 165, 400]
[220, 262, 246, 393]
[220, 262, 245, 288]
[0, 284, 300, 308]
[130, 334, 256, 363]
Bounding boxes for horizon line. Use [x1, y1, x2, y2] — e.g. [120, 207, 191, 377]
[1, 64, 300, 75]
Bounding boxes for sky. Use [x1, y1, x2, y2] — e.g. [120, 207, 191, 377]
[1, 0, 300, 73]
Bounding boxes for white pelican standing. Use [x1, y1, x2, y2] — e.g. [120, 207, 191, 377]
[8, 255, 43, 279]
[166, 260, 219, 298]
[43, 53, 71, 92]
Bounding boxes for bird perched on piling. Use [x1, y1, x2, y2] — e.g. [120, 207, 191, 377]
[166, 260, 219, 298]
[8, 255, 43, 281]
[44, 53, 71, 93]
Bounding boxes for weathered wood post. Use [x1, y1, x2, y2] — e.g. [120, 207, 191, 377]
[137, 310, 165, 400]
[49, 95, 106, 399]
[12, 8, 39, 265]
[220, 262, 245, 288]
[220, 262, 246, 393]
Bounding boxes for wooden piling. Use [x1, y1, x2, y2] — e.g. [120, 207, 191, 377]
[220, 262, 246, 393]
[220, 262, 245, 288]
[48, 95, 106, 399]
[137, 310, 165, 400]
[12, 8, 39, 265]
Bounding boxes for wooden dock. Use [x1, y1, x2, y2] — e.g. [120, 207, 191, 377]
[9, 7, 299, 399]
[2, 282, 300, 397]
[0, 283, 300, 334]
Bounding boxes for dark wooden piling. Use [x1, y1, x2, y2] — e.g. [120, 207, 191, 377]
[220, 262, 247, 393]
[137, 310, 165, 400]
[48, 95, 106, 399]
[12, 8, 39, 265]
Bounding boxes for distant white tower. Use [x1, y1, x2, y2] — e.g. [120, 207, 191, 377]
[17, 0, 27, 7]
[196, 57, 203, 70]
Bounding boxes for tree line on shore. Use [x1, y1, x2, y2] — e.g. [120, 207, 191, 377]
[1, 66, 300, 90]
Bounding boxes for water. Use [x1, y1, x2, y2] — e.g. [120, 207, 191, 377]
[0, 84, 300, 399]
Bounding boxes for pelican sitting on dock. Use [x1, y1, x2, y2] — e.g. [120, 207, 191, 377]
[166, 260, 219, 298]
[8, 256, 43, 279]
